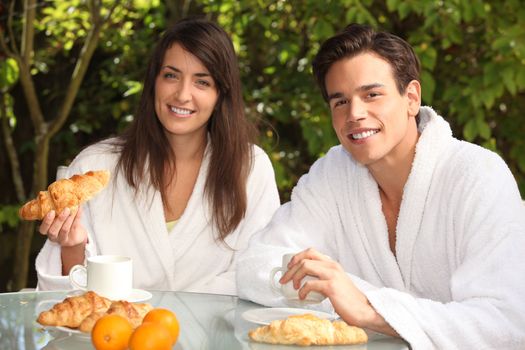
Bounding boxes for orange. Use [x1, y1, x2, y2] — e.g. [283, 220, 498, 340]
[91, 314, 133, 350]
[128, 322, 172, 350]
[143, 308, 180, 344]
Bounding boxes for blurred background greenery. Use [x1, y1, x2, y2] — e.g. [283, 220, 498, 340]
[1, 0, 524, 292]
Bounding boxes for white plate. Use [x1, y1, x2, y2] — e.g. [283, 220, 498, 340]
[242, 307, 335, 325]
[48, 326, 91, 339]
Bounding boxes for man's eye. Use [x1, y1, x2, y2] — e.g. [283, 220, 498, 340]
[334, 99, 348, 108]
[367, 92, 380, 98]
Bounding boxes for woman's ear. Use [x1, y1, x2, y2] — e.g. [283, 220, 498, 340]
[406, 80, 421, 117]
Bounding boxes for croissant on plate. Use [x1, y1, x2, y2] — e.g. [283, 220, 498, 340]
[19, 170, 110, 220]
[37, 291, 112, 329]
[78, 300, 154, 333]
[248, 313, 368, 346]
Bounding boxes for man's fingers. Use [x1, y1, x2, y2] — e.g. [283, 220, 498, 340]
[298, 278, 327, 300]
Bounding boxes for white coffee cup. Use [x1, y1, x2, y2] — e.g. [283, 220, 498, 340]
[269, 253, 326, 304]
[69, 255, 132, 300]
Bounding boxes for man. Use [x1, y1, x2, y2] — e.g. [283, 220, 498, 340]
[237, 24, 525, 349]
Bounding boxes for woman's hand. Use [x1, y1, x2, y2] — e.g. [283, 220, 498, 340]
[39, 206, 88, 275]
[280, 248, 398, 337]
[39, 206, 88, 247]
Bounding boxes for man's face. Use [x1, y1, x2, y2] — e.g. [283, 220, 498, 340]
[325, 52, 420, 168]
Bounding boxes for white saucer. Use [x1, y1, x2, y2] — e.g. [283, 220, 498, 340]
[66, 289, 152, 302]
[242, 307, 335, 325]
[126, 289, 153, 302]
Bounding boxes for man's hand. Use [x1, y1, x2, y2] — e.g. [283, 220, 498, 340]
[280, 248, 399, 337]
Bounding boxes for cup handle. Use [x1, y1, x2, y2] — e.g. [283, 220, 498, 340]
[269, 267, 284, 293]
[69, 264, 87, 290]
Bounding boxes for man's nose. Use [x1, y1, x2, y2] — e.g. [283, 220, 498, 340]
[345, 99, 367, 122]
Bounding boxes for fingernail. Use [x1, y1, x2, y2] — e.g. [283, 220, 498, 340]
[62, 208, 70, 216]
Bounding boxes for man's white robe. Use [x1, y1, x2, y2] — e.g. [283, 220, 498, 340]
[237, 107, 525, 349]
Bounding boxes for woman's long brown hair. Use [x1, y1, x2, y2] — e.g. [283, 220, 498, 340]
[115, 17, 257, 241]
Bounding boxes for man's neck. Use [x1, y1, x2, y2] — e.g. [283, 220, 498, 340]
[368, 121, 419, 205]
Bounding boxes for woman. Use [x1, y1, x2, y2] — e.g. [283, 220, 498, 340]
[35, 18, 280, 295]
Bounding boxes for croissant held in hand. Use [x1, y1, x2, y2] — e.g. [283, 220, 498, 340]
[19, 170, 110, 220]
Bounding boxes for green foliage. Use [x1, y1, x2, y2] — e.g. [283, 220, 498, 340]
[4, 0, 525, 202]
[0, 205, 20, 230]
[0, 58, 19, 89]
[200, 0, 525, 198]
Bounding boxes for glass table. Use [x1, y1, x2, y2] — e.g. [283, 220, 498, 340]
[0, 290, 409, 349]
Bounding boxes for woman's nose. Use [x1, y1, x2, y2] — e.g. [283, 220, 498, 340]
[175, 81, 191, 102]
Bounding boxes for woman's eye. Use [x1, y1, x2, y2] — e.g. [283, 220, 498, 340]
[196, 79, 211, 87]
[163, 72, 176, 79]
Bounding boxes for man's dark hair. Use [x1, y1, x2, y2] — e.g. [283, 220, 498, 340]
[312, 23, 421, 101]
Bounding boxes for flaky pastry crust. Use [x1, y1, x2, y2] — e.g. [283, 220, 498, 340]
[19, 170, 110, 220]
[249, 313, 368, 346]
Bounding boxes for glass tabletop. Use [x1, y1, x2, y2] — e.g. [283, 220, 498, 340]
[0, 290, 409, 349]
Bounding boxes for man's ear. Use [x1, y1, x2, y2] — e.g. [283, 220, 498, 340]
[405, 80, 421, 117]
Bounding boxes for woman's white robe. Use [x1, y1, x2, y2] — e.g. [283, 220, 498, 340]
[36, 140, 280, 296]
[237, 107, 525, 349]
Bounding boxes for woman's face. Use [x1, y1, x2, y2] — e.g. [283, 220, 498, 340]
[155, 42, 219, 143]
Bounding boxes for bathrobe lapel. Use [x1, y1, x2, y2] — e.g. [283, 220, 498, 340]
[347, 107, 452, 290]
[167, 145, 211, 259]
[135, 141, 212, 290]
[395, 107, 452, 288]
[354, 163, 406, 289]
[136, 185, 176, 289]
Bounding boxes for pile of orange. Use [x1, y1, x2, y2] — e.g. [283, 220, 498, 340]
[91, 308, 180, 350]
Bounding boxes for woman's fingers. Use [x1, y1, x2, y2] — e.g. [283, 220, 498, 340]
[58, 210, 77, 245]
[38, 210, 56, 235]
[40, 208, 70, 242]
[66, 207, 88, 246]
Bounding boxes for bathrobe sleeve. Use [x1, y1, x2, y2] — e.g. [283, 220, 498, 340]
[237, 151, 377, 307]
[190, 146, 281, 295]
[35, 155, 105, 291]
[366, 152, 525, 349]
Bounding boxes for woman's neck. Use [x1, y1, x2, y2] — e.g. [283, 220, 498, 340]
[167, 130, 207, 163]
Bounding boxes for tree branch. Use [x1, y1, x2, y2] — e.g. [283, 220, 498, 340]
[6, 0, 19, 55]
[0, 28, 15, 58]
[21, 0, 36, 64]
[48, 0, 106, 137]
[14, 55, 46, 129]
[0, 93, 25, 202]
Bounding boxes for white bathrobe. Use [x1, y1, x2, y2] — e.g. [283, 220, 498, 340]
[36, 140, 280, 296]
[237, 107, 525, 349]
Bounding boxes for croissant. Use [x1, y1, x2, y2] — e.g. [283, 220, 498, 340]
[78, 300, 154, 333]
[19, 170, 110, 220]
[248, 313, 368, 346]
[37, 291, 112, 329]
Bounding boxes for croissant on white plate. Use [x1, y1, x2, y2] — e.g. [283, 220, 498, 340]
[249, 313, 368, 346]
